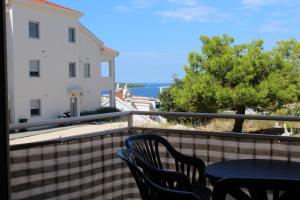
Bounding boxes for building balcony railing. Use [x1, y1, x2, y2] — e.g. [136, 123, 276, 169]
[9, 111, 300, 200]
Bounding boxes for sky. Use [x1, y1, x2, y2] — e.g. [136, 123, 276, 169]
[52, 0, 300, 83]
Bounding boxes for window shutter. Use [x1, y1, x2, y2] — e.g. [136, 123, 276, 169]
[30, 60, 39, 72]
[30, 100, 40, 109]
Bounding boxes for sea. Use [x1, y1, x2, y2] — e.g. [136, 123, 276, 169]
[128, 83, 171, 98]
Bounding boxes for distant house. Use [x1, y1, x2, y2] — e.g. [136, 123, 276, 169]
[6, 0, 118, 124]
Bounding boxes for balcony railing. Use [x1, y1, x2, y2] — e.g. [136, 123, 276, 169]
[9, 111, 300, 200]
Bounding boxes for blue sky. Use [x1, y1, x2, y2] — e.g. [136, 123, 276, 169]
[52, 0, 300, 83]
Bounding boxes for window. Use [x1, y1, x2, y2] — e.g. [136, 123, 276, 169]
[69, 63, 76, 77]
[29, 21, 39, 38]
[84, 63, 90, 78]
[101, 62, 110, 77]
[68, 28, 76, 43]
[30, 99, 41, 117]
[29, 60, 40, 77]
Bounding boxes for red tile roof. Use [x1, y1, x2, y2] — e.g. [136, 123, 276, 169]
[30, 0, 81, 14]
[101, 46, 119, 56]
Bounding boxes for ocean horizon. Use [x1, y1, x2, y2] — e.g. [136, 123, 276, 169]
[127, 83, 171, 98]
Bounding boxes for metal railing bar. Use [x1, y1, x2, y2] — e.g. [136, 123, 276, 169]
[10, 127, 130, 150]
[130, 127, 300, 142]
[9, 111, 300, 132]
[9, 111, 132, 130]
[132, 111, 300, 121]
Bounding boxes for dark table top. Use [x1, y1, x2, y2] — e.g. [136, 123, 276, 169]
[205, 159, 300, 183]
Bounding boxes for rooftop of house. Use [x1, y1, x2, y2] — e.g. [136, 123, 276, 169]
[30, 0, 82, 14]
[101, 46, 119, 57]
[28, 0, 118, 56]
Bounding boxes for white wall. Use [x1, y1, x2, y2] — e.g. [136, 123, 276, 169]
[6, 6, 15, 123]
[78, 29, 102, 112]
[8, 1, 116, 123]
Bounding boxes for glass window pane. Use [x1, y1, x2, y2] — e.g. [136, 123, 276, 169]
[69, 63, 76, 77]
[84, 63, 90, 78]
[68, 28, 75, 43]
[29, 22, 39, 38]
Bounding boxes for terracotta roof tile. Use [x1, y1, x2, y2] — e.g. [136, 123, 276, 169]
[101, 46, 119, 56]
[30, 0, 81, 14]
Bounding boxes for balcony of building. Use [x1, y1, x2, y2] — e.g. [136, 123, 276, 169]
[8, 111, 300, 200]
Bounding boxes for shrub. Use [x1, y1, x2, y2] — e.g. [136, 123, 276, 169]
[287, 105, 300, 116]
[159, 87, 211, 126]
[80, 107, 121, 116]
[273, 108, 289, 116]
[80, 107, 122, 122]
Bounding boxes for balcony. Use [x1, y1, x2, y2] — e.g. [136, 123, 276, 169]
[9, 111, 300, 200]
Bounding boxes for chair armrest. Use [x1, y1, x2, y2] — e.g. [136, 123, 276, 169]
[134, 153, 191, 190]
[151, 178, 203, 200]
[146, 167, 192, 191]
[167, 147, 206, 185]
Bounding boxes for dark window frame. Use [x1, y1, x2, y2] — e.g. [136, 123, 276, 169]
[84, 63, 91, 78]
[29, 21, 39, 39]
[68, 28, 76, 43]
[69, 62, 76, 77]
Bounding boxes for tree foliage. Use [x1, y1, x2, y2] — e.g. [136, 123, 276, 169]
[159, 77, 211, 125]
[164, 35, 300, 132]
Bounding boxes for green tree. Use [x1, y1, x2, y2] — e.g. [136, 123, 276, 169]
[169, 35, 300, 132]
[159, 77, 212, 125]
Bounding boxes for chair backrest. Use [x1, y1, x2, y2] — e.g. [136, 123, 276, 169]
[117, 149, 201, 200]
[125, 134, 178, 169]
[131, 148, 191, 191]
[125, 134, 208, 187]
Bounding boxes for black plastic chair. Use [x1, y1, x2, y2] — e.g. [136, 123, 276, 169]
[117, 148, 202, 200]
[212, 178, 300, 200]
[125, 134, 211, 200]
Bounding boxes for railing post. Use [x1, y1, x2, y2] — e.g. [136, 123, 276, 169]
[0, 1, 11, 199]
[128, 113, 133, 129]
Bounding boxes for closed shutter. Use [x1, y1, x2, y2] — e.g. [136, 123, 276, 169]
[29, 60, 40, 77]
[30, 100, 41, 116]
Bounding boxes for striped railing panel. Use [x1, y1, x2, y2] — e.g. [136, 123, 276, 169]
[130, 128, 300, 168]
[10, 127, 300, 199]
[10, 129, 139, 200]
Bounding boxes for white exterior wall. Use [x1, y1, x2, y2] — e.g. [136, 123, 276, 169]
[78, 29, 102, 112]
[7, 1, 116, 124]
[6, 5, 15, 123]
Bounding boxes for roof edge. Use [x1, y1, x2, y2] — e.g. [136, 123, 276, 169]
[14, 0, 84, 16]
[101, 46, 119, 57]
[79, 23, 104, 46]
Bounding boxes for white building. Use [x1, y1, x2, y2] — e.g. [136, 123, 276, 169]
[6, 0, 118, 124]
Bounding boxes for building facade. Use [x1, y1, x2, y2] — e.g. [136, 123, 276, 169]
[6, 0, 118, 124]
